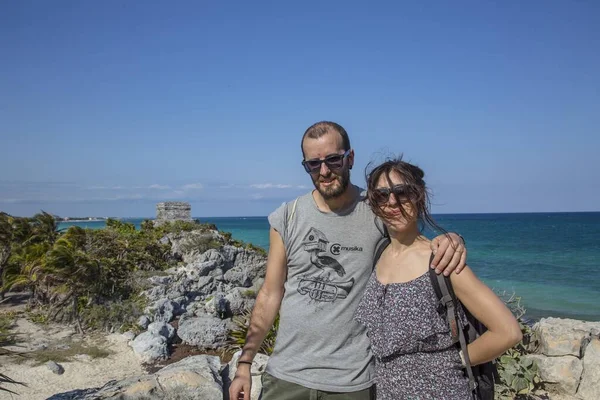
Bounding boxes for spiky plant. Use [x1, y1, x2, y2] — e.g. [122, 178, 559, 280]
[224, 309, 280, 356]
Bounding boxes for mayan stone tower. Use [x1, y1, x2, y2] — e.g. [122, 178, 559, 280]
[156, 202, 192, 223]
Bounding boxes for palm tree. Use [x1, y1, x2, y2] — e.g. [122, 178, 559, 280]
[2, 242, 51, 306]
[44, 237, 101, 332]
[28, 211, 59, 245]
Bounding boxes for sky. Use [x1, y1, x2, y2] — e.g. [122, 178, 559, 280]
[1, 1, 599, 217]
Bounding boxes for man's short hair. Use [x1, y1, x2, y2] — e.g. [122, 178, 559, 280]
[301, 121, 351, 158]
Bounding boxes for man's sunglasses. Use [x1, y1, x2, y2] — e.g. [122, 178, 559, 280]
[372, 184, 414, 205]
[301, 149, 351, 173]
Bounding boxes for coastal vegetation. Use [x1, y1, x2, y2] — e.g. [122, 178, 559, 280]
[0, 212, 219, 332]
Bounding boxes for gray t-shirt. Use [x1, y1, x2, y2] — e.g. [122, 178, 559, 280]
[266, 189, 386, 392]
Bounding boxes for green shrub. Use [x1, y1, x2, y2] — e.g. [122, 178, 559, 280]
[245, 243, 267, 257]
[0, 312, 16, 334]
[26, 309, 49, 325]
[79, 295, 148, 332]
[179, 235, 222, 255]
[494, 291, 542, 399]
[221, 233, 267, 257]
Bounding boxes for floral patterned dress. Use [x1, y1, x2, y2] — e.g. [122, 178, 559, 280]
[354, 270, 472, 399]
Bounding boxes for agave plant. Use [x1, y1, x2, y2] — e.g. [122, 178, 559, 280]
[224, 309, 280, 356]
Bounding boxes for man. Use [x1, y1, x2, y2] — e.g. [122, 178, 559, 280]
[229, 121, 467, 400]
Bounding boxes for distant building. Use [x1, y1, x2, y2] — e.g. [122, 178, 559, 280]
[156, 202, 192, 223]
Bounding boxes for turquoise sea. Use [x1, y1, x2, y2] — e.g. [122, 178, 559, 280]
[58, 213, 600, 322]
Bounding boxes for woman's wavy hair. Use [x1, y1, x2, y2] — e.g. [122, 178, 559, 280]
[365, 155, 449, 238]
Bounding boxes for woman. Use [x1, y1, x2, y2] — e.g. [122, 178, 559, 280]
[354, 157, 522, 400]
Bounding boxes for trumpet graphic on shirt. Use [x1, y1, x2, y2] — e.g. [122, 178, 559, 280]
[298, 227, 355, 303]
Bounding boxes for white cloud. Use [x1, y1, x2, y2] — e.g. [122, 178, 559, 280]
[148, 184, 170, 190]
[112, 194, 144, 200]
[297, 185, 310, 189]
[251, 193, 264, 200]
[182, 183, 204, 190]
[250, 183, 293, 189]
[88, 185, 108, 190]
[163, 190, 186, 199]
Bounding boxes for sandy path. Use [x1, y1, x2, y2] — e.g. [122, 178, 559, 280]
[0, 319, 143, 400]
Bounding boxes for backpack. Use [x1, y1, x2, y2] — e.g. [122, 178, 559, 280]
[372, 237, 497, 400]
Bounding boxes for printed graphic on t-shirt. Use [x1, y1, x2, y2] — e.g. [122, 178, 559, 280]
[297, 227, 357, 303]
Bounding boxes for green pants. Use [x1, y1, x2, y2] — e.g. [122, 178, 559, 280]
[260, 372, 375, 400]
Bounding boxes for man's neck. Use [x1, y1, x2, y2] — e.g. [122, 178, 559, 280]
[312, 184, 359, 213]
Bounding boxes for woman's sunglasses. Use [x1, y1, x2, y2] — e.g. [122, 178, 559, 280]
[372, 184, 413, 205]
[301, 149, 351, 173]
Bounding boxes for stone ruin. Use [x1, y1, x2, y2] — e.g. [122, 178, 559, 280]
[156, 202, 191, 224]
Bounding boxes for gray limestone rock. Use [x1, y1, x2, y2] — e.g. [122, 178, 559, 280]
[130, 331, 168, 363]
[534, 317, 600, 357]
[526, 354, 583, 395]
[223, 267, 253, 287]
[225, 287, 256, 315]
[137, 315, 151, 330]
[578, 338, 600, 400]
[147, 321, 176, 342]
[46, 360, 65, 375]
[144, 285, 167, 302]
[189, 260, 221, 277]
[121, 331, 136, 342]
[177, 313, 232, 349]
[147, 298, 179, 323]
[148, 275, 172, 286]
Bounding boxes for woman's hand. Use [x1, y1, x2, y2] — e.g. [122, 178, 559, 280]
[430, 233, 466, 276]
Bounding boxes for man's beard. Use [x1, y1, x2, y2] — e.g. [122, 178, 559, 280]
[311, 168, 350, 199]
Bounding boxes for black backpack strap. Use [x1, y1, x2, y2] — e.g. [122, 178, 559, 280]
[428, 263, 460, 344]
[428, 256, 477, 395]
[372, 236, 390, 271]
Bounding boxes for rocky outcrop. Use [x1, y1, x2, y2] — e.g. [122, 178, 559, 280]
[527, 317, 600, 399]
[123, 229, 266, 364]
[47, 355, 223, 400]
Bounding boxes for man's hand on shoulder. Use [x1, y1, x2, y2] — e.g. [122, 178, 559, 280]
[430, 232, 466, 276]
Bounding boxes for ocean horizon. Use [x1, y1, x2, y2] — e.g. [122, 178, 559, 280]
[58, 212, 600, 323]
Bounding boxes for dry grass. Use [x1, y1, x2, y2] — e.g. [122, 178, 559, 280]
[9, 336, 113, 366]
